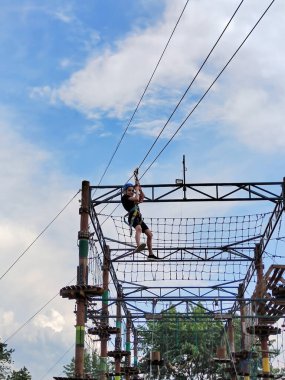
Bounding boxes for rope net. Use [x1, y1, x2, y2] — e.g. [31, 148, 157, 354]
[103, 212, 270, 284]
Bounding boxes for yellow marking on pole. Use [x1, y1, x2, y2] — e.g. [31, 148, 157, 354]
[262, 357, 270, 373]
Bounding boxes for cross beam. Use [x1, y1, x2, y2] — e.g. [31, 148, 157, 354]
[91, 181, 285, 205]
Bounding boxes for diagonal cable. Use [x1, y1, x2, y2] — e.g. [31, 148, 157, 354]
[137, 0, 245, 172]
[93, 0, 190, 190]
[0, 190, 80, 281]
[94, 0, 275, 226]
[139, 0, 276, 179]
[96, 0, 244, 219]
[4, 276, 76, 343]
[95, 0, 246, 221]
[39, 343, 75, 380]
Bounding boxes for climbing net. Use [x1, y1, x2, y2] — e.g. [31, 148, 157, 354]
[102, 212, 270, 285]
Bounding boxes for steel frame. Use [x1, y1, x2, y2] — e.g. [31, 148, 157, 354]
[91, 181, 284, 204]
[89, 180, 285, 326]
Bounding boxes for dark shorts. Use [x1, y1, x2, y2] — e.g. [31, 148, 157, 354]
[129, 216, 149, 233]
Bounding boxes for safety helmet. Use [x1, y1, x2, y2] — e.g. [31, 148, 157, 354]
[123, 182, 134, 191]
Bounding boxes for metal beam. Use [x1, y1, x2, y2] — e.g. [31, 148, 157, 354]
[88, 179, 285, 344]
[91, 181, 284, 205]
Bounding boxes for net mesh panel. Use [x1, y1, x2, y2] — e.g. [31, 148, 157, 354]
[105, 213, 269, 284]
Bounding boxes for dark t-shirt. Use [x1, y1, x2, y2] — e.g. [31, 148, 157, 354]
[121, 194, 149, 232]
[121, 194, 139, 213]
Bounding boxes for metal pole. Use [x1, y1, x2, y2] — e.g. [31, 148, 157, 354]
[100, 245, 110, 380]
[282, 177, 285, 210]
[75, 180, 90, 378]
[182, 155, 187, 200]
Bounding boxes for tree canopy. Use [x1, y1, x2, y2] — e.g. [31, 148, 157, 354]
[7, 367, 31, 380]
[63, 350, 101, 378]
[0, 342, 31, 380]
[137, 304, 229, 379]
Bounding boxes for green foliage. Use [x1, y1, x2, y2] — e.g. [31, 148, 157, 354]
[0, 343, 14, 379]
[272, 366, 285, 377]
[0, 342, 31, 380]
[62, 356, 75, 377]
[138, 304, 225, 379]
[7, 367, 32, 380]
[63, 350, 101, 378]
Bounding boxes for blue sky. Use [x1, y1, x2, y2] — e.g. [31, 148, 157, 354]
[0, 0, 285, 378]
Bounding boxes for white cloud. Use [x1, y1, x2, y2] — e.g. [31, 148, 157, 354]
[0, 111, 79, 377]
[1, 1, 285, 377]
[60, 58, 72, 68]
[28, 0, 285, 155]
[34, 309, 65, 333]
[131, 119, 180, 138]
[53, 10, 74, 24]
[218, 87, 285, 152]
[29, 85, 57, 103]
[0, 311, 17, 333]
[32, 1, 214, 117]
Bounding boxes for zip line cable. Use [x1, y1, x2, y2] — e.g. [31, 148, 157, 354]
[137, 0, 245, 172]
[98, 0, 273, 223]
[39, 343, 75, 380]
[4, 292, 60, 344]
[93, 0, 190, 192]
[0, 190, 81, 281]
[139, 0, 276, 180]
[96, 0, 242, 219]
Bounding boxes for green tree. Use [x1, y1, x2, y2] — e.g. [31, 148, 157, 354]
[7, 366, 31, 380]
[63, 350, 101, 378]
[0, 342, 32, 380]
[138, 305, 225, 379]
[0, 342, 14, 379]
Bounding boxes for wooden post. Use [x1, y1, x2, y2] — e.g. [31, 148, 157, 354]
[115, 285, 122, 380]
[125, 312, 131, 380]
[100, 245, 110, 380]
[238, 284, 250, 379]
[228, 318, 235, 354]
[74, 180, 90, 378]
[228, 318, 237, 380]
[255, 244, 270, 377]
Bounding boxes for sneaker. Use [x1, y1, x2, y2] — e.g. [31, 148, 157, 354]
[134, 243, 146, 253]
[147, 254, 160, 260]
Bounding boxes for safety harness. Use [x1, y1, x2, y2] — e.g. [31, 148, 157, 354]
[124, 204, 142, 236]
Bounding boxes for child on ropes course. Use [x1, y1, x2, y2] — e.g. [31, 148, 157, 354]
[121, 171, 159, 260]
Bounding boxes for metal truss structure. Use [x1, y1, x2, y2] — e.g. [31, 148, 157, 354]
[55, 179, 285, 379]
[89, 180, 285, 322]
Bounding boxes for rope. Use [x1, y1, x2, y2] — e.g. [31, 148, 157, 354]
[105, 212, 269, 283]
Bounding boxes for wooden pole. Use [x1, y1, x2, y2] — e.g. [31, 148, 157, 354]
[100, 245, 110, 380]
[115, 285, 122, 380]
[228, 318, 237, 380]
[238, 284, 250, 379]
[74, 180, 90, 378]
[255, 244, 270, 377]
[125, 312, 131, 380]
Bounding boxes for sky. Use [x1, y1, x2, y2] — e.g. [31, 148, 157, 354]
[0, 0, 285, 378]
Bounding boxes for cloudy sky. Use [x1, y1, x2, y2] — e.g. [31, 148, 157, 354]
[0, 0, 285, 378]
